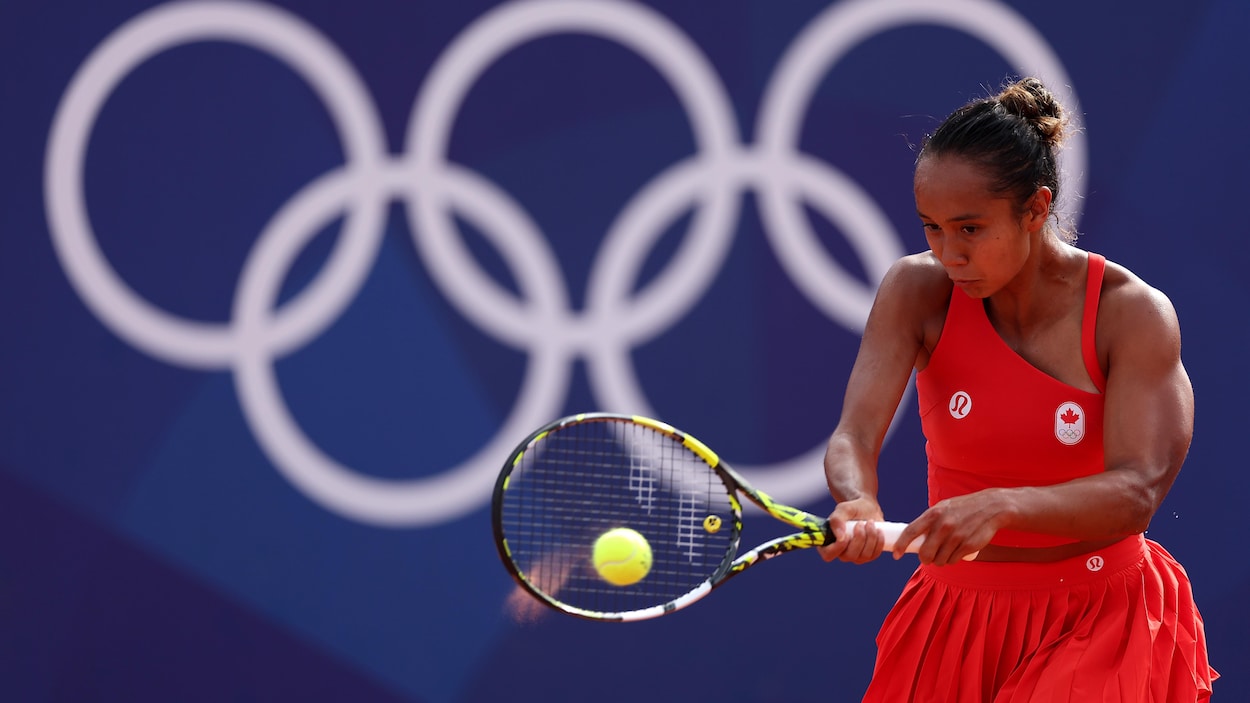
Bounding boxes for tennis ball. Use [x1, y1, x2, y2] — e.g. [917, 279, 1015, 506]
[592, 527, 653, 586]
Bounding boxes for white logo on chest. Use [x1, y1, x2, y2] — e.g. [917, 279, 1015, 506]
[948, 391, 972, 419]
[1054, 401, 1086, 445]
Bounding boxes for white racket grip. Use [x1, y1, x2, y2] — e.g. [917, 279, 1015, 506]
[844, 520, 979, 561]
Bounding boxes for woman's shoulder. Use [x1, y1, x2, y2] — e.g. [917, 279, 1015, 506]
[876, 252, 954, 330]
[1098, 256, 1177, 315]
[1095, 254, 1183, 346]
[886, 252, 952, 291]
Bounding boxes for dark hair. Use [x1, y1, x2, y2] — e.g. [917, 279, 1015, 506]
[919, 77, 1072, 238]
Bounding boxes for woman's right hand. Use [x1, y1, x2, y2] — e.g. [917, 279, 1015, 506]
[817, 498, 886, 564]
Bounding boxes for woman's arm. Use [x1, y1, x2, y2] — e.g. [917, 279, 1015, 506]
[819, 254, 949, 563]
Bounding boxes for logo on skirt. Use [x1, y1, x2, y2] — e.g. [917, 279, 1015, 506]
[1086, 555, 1104, 572]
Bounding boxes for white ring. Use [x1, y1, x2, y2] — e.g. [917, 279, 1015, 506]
[233, 162, 574, 525]
[45, 0, 387, 368]
[403, 0, 740, 350]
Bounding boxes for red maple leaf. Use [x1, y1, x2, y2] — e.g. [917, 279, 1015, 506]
[1060, 408, 1080, 425]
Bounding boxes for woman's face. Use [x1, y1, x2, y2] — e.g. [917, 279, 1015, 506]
[914, 154, 1048, 299]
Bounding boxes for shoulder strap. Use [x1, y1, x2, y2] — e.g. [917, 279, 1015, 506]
[1082, 253, 1107, 393]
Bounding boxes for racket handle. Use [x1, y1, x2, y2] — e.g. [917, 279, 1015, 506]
[844, 520, 979, 561]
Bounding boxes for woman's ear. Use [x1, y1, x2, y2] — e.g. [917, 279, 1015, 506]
[1024, 186, 1053, 232]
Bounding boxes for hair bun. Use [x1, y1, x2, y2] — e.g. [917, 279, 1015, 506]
[996, 77, 1067, 148]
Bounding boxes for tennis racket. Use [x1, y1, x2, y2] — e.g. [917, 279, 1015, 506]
[492, 412, 943, 622]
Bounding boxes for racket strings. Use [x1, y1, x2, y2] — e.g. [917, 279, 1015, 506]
[498, 419, 737, 615]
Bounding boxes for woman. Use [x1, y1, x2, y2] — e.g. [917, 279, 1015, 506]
[818, 77, 1218, 701]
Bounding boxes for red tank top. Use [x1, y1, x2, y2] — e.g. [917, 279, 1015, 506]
[916, 253, 1107, 547]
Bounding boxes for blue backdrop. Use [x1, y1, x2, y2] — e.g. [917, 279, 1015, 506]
[2, 0, 1246, 700]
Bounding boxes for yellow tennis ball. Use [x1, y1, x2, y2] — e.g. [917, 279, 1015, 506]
[592, 527, 653, 586]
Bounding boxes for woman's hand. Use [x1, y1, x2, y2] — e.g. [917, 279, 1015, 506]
[818, 497, 886, 564]
[893, 490, 1005, 565]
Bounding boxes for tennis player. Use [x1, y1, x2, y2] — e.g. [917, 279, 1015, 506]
[818, 77, 1218, 701]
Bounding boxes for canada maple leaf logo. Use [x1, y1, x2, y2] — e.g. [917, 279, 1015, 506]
[1055, 402, 1085, 446]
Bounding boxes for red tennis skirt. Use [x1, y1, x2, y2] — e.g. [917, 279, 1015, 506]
[862, 535, 1218, 702]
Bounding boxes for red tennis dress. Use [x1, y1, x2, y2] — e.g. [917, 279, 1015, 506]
[861, 253, 1217, 702]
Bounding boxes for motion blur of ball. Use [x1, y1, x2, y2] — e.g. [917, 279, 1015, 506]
[592, 527, 653, 586]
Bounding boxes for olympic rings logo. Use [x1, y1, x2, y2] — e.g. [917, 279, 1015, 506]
[44, 0, 1085, 527]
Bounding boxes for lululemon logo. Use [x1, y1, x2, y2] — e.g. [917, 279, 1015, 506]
[949, 391, 972, 419]
[1086, 555, 1104, 572]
